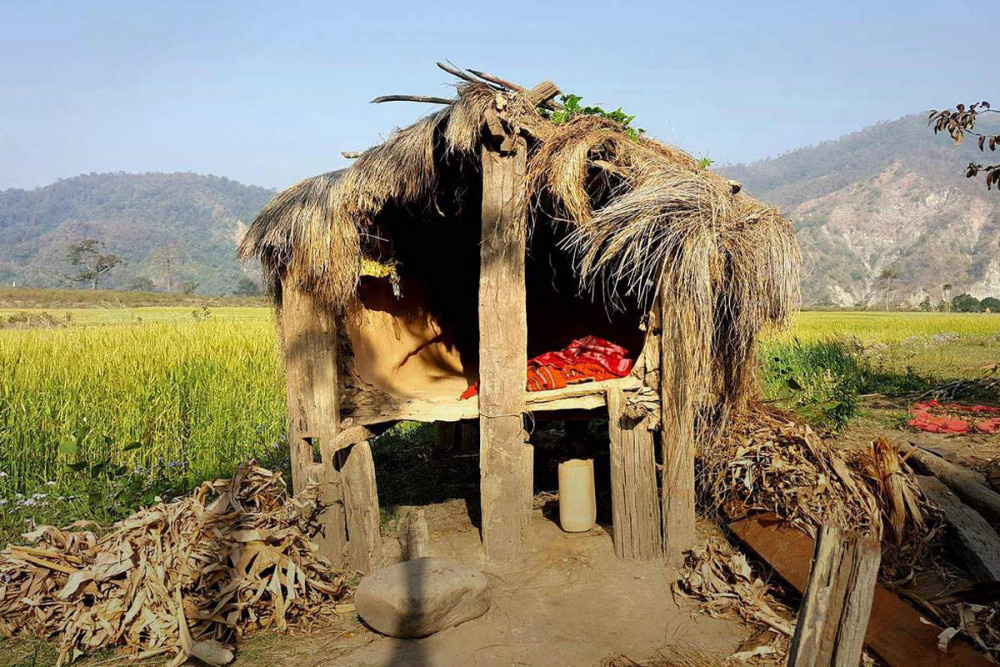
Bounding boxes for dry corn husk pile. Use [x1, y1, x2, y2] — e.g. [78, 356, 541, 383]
[0, 463, 349, 666]
[701, 407, 883, 538]
[674, 538, 794, 647]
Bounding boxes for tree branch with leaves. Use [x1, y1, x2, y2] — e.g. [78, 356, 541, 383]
[929, 101, 999, 191]
[66, 239, 122, 290]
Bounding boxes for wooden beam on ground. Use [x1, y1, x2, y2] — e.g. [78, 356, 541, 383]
[788, 524, 880, 667]
[336, 441, 382, 572]
[280, 284, 347, 565]
[905, 444, 1000, 527]
[606, 387, 662, 560]
[916, 475, 1000, 582]
[478, 138, 531, 561]
[659, 291, 696, 564]
[729, 514, 993, 667]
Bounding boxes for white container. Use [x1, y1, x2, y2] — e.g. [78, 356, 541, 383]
[558, 459, 597, 532]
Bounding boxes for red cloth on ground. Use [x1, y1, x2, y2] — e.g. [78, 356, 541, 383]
[460, 336, 633, 399]
[908, 399, 1000, 434]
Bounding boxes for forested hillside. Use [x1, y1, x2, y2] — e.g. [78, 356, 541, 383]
[723, 113, 1000, 307]
[0, 173, 274, 295]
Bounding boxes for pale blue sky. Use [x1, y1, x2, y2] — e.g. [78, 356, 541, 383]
[0, 0, 993, 190]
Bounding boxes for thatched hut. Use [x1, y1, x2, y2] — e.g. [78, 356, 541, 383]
[240, 64, 800, 569]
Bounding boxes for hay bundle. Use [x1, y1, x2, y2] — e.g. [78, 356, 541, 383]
[0, 463, 349, 666]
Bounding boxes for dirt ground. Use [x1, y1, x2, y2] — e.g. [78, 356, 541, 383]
[234, 501, 753, 667]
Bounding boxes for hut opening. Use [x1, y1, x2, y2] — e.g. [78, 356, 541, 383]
[240, 64, 800, 569]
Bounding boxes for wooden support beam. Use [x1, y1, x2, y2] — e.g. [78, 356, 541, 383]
[659, 292, 697, 564]
[730, 514, 993, 667]
[478, 138, 531, 561]
[905, 445, 1000, 527]
[788, 524, 881, 667]
[280, 284, 347, 565]
[435, 422, 461, 454]
[607, 388, 662, 560]
[336, 441, 382, 572]
[916, 475, 1000, 582]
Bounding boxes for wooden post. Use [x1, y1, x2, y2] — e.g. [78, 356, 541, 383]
[659, 293, 697, 563]
[607, 388, 662, 560]
[478, 139, 531, 561]
[280, 284, 347, 565]
[336, 440, 382, 572]
[788, 524, 881, 667]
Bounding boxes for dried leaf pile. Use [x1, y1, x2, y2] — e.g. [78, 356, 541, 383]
[675, 538, 794, 650]
[701, 407, 883, 538]
[0, 463, 349, 666]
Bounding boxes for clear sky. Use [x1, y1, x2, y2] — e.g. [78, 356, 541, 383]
[0, 0, 993, 191]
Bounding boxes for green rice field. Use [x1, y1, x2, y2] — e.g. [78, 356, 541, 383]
[0, 304, 997, 543]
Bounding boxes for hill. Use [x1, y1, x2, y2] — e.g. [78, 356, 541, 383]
[0, 172, 274, 295]
[722, 113, 1000, 307]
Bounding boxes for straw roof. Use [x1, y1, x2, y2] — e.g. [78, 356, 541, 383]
[239, 64, 801, 417]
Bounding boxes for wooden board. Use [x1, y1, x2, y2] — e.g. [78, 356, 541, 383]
[788, 524, 880, 667]
[279, 285, 347, 565]
[347, 376, 642, 426]
[729, 514, 992, 667]
[607, 387, 662, 560]
[478, 140, 531, 561]
[916, 475, 1000, 582]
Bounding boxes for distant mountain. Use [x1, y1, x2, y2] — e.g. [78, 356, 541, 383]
[722, 114, 1000, 307]
[0, 172, 274, 295]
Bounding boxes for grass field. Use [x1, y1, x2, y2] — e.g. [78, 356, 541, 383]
[0, 300, 997, 545]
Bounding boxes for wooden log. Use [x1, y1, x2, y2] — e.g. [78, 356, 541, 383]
[916, 475, 1000, 582]
[606, 388, 662, 560]
[659, 291, 696, 563]
[905, 445, 1000, 527]
[788, 525, 881, 667]
[279, 284, 347, 564]
[478, 139, 531, 561]
[729, 514, 993, 667]
[397, 508, 431, 560]
[336, 441, 382, 572]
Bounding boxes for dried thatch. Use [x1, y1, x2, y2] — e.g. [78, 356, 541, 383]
[239, 67, 800, 421]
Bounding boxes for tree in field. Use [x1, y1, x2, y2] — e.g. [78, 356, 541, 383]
[66, 239, 122, 290]
[952, 293, 981, 313]
[181, 281, 199, 295]
[980, 296, 1000, 313]
[234, 276, 262, 297]
[929, 101, 999, 191]
[918, 296, 933, 312]
[127, 276, 156, 292]
[942, 283, 954, 311]
[878, 267, 900, 311]
[147, 244, 185, 292]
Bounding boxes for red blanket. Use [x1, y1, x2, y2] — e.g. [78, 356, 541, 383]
[908, 399, 1000, 434]
[460, 336, 633, 399]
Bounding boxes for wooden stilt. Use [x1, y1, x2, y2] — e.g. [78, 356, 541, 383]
[435, 422, 461, 454]
[607, 388, 662, 560]
[336, 440, 382, 572]
[659, 291, 697, 564]
[478, 139, 531, 561]
[788, 524, 881, 667]
[280, 284, 347, 565]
